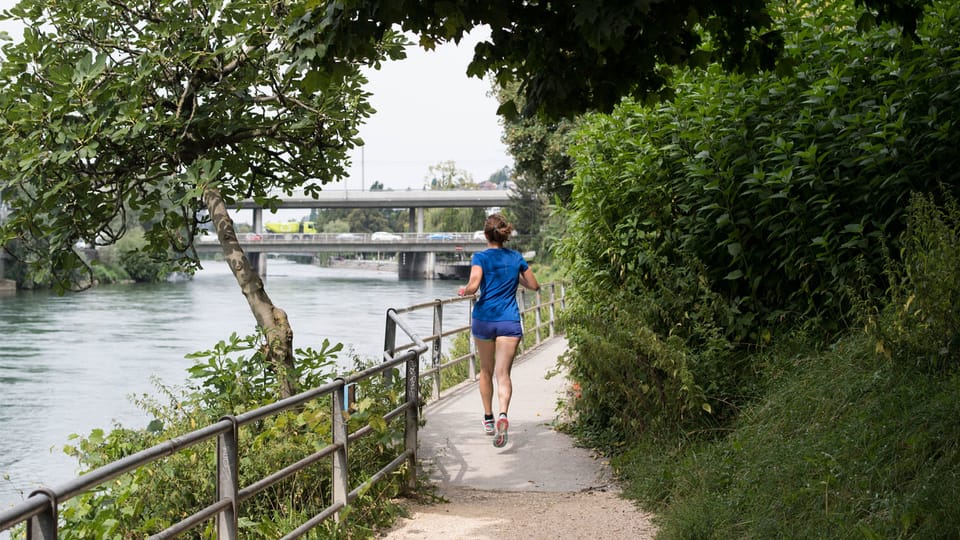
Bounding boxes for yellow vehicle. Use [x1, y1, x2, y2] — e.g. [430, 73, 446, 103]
[264, 222, 317, 234]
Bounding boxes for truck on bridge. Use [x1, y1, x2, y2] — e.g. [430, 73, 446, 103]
[264, 221, 317, 234]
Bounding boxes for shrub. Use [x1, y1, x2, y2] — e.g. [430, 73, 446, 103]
[639, 333, 960, 539]
[46, 331, 409, 538]
[112, 227, 175, 283]
[869, 192, 960, 374]
[560, 265, 739, 443]
[559, 0, 960, 438]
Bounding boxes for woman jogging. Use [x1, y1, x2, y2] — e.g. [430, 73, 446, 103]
[458, 214, 540, 448]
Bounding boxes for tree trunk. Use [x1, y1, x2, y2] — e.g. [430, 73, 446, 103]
[203, 187, 297, 398]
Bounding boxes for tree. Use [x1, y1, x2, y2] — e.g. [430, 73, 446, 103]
[0, 0, 403, 397]
[346, 208, 389, 232]
[486, 166, 510, 188]
[494, 83, 577, 243]
[315, 0, 931, 119]
[426, 207, 485, 233]
[425, 160, 475, 190]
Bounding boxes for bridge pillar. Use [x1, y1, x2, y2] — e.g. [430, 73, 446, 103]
[398, 252, 435, 280]
[248, 252, 267, 279]
[408, 207, 424, 233]
[252, 208, 264, 234]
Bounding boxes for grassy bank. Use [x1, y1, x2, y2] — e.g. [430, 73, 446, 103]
[608, 330, 960, 538]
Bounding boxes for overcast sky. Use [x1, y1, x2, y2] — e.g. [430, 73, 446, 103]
[0, 3, 513, 193]
[347, 30, 512, 191]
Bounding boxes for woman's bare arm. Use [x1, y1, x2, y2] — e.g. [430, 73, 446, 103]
[519, 267, 540, 291]
[458, 265, 483, 296]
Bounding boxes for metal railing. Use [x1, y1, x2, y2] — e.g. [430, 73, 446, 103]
[1, 345, 424, 539]
[385, 281, 567, 402]
[0, 282, 566, 538]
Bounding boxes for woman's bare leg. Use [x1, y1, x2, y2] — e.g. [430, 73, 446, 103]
[493, 336, 521, 415]
[475, 337, 497, 415]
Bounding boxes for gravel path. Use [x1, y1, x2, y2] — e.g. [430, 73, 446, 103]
[376, 338, 659, 539]
[380, 486, 658, 539]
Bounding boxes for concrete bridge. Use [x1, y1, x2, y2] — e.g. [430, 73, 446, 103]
[231, 189, 513, 279]
[195, 231, 492, 279]
[0, 190, 513, 282]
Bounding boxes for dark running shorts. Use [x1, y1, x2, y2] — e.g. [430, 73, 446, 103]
[472, 319, 523, 340]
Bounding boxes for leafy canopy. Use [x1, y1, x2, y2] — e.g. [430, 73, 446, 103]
[316, 0, 932, 119]
[0, 0, 404, 289]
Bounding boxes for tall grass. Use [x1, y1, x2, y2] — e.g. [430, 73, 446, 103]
[605, 193, 960, 538]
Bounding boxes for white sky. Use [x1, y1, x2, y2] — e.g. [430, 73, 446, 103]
[347, 30, 512, 191]
[0, 3, 513, 193]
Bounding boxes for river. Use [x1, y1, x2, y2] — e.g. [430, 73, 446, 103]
[0, 259, 467, 511]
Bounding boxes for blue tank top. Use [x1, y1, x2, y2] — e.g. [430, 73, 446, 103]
[471, 248, 529, 322]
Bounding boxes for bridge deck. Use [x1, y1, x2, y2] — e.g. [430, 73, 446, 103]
[233, 188, 513, 209]
[194, 232, 489, 254]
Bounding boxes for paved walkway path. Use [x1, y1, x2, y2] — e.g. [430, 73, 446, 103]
[380, 337, 658, 539]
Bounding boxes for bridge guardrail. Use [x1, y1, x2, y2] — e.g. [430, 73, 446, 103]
[197, 232, 487, 244]
[0, 282, 566, 538]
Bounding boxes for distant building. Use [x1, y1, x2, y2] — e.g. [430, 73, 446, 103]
[478, 181, 498, 190]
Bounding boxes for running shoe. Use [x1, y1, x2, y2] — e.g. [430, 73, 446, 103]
[493, 416, 509, 448]
[483, 417, 495, 435]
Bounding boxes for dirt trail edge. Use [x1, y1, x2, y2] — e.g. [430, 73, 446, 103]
[378, 337, 658, 539]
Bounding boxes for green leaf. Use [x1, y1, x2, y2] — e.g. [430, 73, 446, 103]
[301, 70, 327, 94]
[496, 100, 518, 121]
[146, 419, 164, 434]
[724, 270, 744, 280]
[88, 428, 105, 445]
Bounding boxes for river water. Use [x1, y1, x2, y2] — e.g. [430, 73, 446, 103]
[0, 259, 466, 510]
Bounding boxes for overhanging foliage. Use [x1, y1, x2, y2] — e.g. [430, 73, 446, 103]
[317, 0, 932, 119]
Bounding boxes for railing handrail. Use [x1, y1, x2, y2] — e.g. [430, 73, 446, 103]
[0, 281, 566, 538]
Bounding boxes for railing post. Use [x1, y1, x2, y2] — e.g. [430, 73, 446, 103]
[534, 288, 543, 345]
[332, 380, 349, 521]
[517, 289, 526, 354]
[548, 283, 557, 337]
[216, 416, 239, 540]
[431, 300, 442, 401]
[384, 309, 397, 386]
[404, 352, 420, 491]
[468, 297, 477, 380]
[26, 489, 57, 540]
